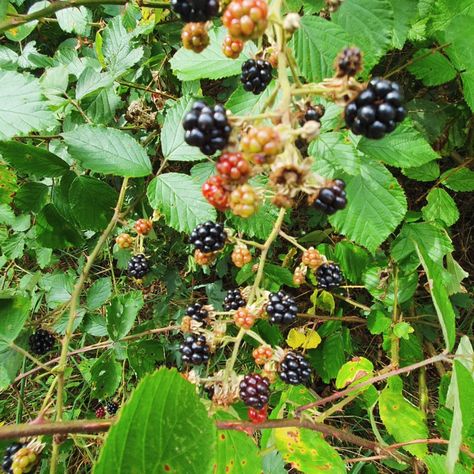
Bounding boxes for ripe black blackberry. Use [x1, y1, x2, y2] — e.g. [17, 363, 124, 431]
[299, 104, 325, 125]
[279, 351, 311, 385]
[189, 221, 227, 254]
[241, 59, 273, 94]
[239, 373, 270, 409]
[106, 401, 119, 415]
[2, 443, 24, 474]
[335, 47, 363, 77]
[223, 289, 246, 311]
[183, 101, 231, 156]
[29, 329, 55, 355]
[345, 78, 406, 139]
[127, 254, 149, 279]
[316, 262, 343, 290]
[266, 291, 298, 325]
[186, 303, 208, 323]
[170, 0, 219, 22]
[314, 179, 347, 215]
[180, 334, 210, 365]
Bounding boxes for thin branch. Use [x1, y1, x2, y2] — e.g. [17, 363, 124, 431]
[295, 352, 451, 415]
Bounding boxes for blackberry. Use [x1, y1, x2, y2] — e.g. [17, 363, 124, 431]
[345, 78, 406, 139]
[180, 334, 210, 365]
[279, 351, 311, 385]
[171, 0, 219, 23]
[95, 406, 106, 419]
[29, 329, 55, 355]
[127, 254, 149, 279]
[316, 262, 343, 290]
[223, 289, 246, 311]
[335, 47, 363, 77]
[314, 179, 347, 215]
[189, 221, 227, 254]
[183, 101, 231, 156]
[266, 291, 298, 325]
[300, 104, 325, 125]
[241, 59, 273, 94]
[106, 401, 119, 415]
[186, 303, 208, 323]
[239, 373, 270, 409]
[2, 443, 24, 474]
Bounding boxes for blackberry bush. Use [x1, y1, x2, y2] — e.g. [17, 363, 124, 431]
[189, 221, 227, 254]
[183, 101, 231, 155]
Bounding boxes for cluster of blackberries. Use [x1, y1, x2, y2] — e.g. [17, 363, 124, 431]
[266, 291, 298, 325]
[239, 374, 270, 409]
[183, 101, 231, 156]
[316, 262, 343, 290]
[186, 303, 208, 323]
[241, 59, 273, 95]
[345, 78, 406, 139]
[314, 179, 347, 215]
[106, 401, 119, 415]
[127, 254, 149, 279]
[180, 334, 210, 365]
[29, 329, 55, 355]
[190, 221, 227, 254]
[279, 351, 311, 385]
[223, 289, 246, 311]
[2, 443, 23, 474]
[170, 0, 219, 22]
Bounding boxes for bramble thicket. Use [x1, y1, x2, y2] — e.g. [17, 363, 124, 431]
[0, 0, 473, 473]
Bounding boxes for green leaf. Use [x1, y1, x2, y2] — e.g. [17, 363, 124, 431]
[147, 173, 216, 233]
[94, 368, 216, 474]
[391, 222, 453, 266]
[441, 168, 474, 192]
[422, 188, 459, 227]
[5, 2, 44, 42]
[323, 332, 345, 381]
[329, 159, 407, 253]
[461, 70, 474, 111]
[170, 27, 256, 81]
[358, 120, 439, 168]
[263, 264, 297, 289]
[393, 321, 414, 340]
[214, 414, 262, 474]
[310, 132, 362, 176]
[127, 340, 164, 379]
[55, 6, 91, 35]
[408, 49, 457, 86]
[402, 160, 440, 182]
[0, 141, 69, 178]
[336, 357, 374, 389]
[389, 0, 418, 49]
[274, 428, 345, 473]
[334, 241, 369, 283]
[102, 17, 143, 77]
[228, 200, 279, 239]
[332, 0, 394, 71]
[291, 16, 351, 82]
[14, 182, 49, 213]
[379, 376, 429, 458]
[86, 278, 113, 311]
[0, 70, 56, 140]
[0, 345, 23, 390]
[0, 294, 30, 351]
[443, 15, 474, 72]
[367, 310, 392, 335]
[62, 125, 152, 177]
[425, 454, 471, 474]
[106, 291, 144, 341]
[90, 351, 121, 399]
[161, 96, 205, 162]
[226, 81, 278, 116]
[36, 203, 83, 249]
[0, 203, 15, 225]
[445, 337, 474, 473]
[85, 87, 123, 126]
[69, 176, 118, 231]
[76, 68, 114, 100]
[414, 242, 456, 351]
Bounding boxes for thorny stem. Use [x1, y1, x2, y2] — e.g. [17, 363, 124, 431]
[9, 343, 54, 374]
[390, 265, 400, 367]
[50, 178, 129, 474]
[278, 230, 306, 251]
[295, 352, 451, 415]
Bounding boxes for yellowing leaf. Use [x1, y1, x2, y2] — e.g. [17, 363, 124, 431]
[287, 328, 306, 349]
[303, 329, 322, 349]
